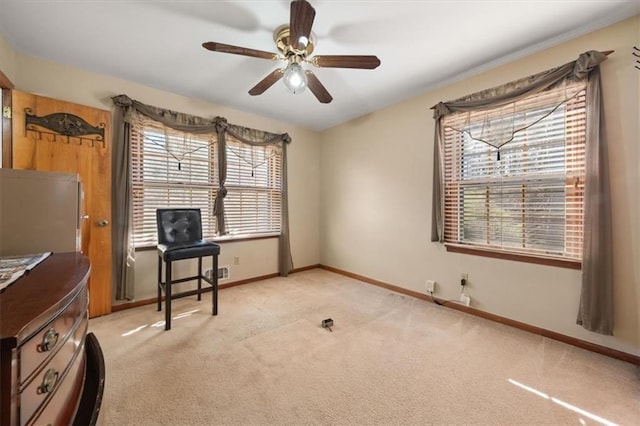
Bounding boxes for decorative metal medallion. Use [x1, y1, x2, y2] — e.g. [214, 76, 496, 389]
[24, 109, 106, 147]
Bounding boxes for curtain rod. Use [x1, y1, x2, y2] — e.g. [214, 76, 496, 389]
[428, 50, 614, 110]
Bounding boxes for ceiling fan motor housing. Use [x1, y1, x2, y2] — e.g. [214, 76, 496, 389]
[274, 25, 315, 58]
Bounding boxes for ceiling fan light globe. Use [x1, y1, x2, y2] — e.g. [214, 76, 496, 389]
[283, 63, 308, 94]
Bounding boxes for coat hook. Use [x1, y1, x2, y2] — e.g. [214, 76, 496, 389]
[634, 46, 640, 58]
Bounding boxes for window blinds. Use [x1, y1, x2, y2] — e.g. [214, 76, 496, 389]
[224, 135, 282, 237]
[442, 81, 586, 260]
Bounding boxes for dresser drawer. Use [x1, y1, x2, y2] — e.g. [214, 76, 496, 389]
[19, 285, 88, 386]
[26, 345, 86, 426]
[19, 316, 87, 425]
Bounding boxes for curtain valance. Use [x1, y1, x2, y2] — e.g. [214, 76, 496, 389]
[432, 50, 608, 120]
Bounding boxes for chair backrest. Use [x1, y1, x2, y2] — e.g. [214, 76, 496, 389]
[156, 208, 203, 245]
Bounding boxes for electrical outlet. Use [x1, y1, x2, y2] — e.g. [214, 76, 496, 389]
[425, 280, 436, 293]
[461, 273, 469, 287]
[233, 256, 240, 265]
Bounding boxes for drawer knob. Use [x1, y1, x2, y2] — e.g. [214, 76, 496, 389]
[37, 368, 59, 394]
[38, 329, 59, 352]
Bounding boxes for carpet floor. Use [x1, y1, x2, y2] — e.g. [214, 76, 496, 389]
[89, 269, 640, 425]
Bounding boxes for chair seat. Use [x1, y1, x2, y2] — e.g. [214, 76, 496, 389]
[158, 240, 220, 262]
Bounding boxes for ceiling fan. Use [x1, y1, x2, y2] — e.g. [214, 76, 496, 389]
[202, 0, 381, 104]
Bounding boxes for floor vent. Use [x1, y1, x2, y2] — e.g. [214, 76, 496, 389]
[206, 266, 230, 281]
[218, 266, 230, 281]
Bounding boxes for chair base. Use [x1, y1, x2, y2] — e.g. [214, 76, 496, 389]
[157, 254, 218, 330]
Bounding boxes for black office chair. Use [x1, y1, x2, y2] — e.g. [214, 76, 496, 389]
[156, 208, 220, 330]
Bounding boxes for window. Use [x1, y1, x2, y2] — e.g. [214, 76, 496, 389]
[442, 80, 586, 262]
[130, 115, 218, 246]
[224, 134, 282, 237]
[130, 114, 283, 247]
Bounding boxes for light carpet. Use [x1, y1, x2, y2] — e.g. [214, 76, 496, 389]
[89, 269, 640, 425]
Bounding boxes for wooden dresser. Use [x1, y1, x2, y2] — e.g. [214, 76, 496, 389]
[0, 252, 104, 425]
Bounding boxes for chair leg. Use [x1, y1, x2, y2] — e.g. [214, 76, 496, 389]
[212, 254, 218, 316]
[157, 254, 162, 312]
[197, 257, 202, 301]
[165, 260, 172, 331]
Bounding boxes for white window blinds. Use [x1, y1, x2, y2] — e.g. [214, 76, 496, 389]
[224, 135, 282, 237]
[442, 80, 586, 260]
[130, 114, 284, 246]
[130, 114, 218, 246]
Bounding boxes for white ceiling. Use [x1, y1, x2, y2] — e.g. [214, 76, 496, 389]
[0, 0, 637, 131]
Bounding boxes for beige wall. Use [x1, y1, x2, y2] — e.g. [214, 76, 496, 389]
[0, 34, 16, 166]
[10, 51, 321, 301]
[0, 34, 15, 83]
[320, 16, 640, 356]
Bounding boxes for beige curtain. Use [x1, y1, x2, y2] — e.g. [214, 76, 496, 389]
[430, 51, 613, 334]
[111, 96, 135, 300]
[576, 66, 613, 334]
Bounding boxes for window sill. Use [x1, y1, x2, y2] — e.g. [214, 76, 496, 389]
[134, 233, 280, 251]
[445, 244, 581, 270]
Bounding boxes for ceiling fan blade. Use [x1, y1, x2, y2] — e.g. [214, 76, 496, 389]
[290, 0, 316, 51]
[248, 69, 285, 96]
[311, 55, 381, 69]
[202, 42, 278, 60]
[306, 71, 333, 104]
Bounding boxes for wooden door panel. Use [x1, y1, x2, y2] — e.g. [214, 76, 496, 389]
[12, 90, 112, 318]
